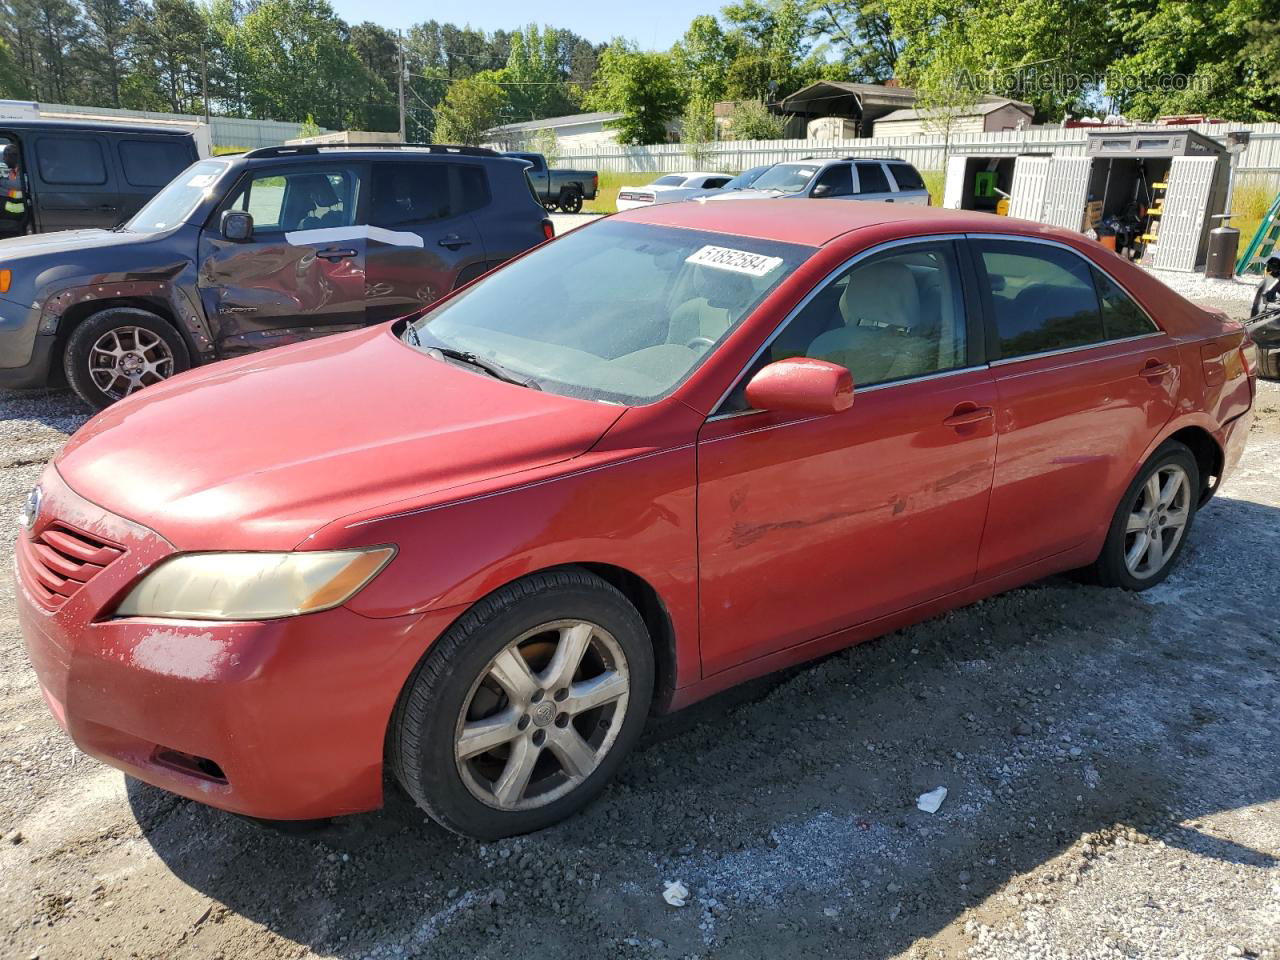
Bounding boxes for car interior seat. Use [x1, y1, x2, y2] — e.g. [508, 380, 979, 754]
[806, 260, 920, 384]
[668, 269, 754, 348]
[285, 175, 343, 231]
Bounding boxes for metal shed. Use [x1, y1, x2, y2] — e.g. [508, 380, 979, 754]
[998, 129, 1229, 271]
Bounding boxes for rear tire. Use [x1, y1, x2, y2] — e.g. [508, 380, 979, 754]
[389, 569, 653, 839]
[558, 188, 583, 214]
[1088, 441, 1200, 590]
[63, 307, 190, 411]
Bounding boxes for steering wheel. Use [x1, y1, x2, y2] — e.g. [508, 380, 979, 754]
[685, 336, 716, 351]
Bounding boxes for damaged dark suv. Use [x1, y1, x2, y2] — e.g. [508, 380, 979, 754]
[0, 143, 553, 409]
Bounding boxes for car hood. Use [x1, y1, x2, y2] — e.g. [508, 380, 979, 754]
[703, 188, 791, 201]
[0, 228, 144, 259]
[54, 327, 625, 551]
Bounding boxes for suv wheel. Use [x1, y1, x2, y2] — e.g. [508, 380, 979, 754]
[389, 569, 653, 839]
[63, 307, 191, 411]
[558, 188, 583, 214]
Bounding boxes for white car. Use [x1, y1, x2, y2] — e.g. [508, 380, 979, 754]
[615, 172, 734, 211]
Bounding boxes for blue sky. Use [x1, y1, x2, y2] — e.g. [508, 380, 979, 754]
[327, 0, 706, 51]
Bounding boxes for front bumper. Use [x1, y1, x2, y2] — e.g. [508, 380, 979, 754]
[16, 466, 459, 820]
[0, 331, 56, 388]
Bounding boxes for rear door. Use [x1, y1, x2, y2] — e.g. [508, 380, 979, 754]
[114, 137, 197, 220]
[364, 160, 490, 323]
[887, 161, 931, 206]
[970, 236, 1178, 577]
[28, 132, 122, 230]
[853, 161, 896, 202]
[197, 162, 369, 355]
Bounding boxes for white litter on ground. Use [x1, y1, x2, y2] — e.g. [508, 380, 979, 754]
[916, 786, 948, 814]
[662, 880, 689, 907]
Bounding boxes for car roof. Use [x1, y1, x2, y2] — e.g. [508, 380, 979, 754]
[235, 144, 522, 165]
[0, 117, 193, 138]
[612, 198, 1080, 247]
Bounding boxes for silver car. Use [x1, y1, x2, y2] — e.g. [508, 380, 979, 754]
[707, 157, 930, 205]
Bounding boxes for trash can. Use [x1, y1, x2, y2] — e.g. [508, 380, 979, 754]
[1205, 224, 1240, 279]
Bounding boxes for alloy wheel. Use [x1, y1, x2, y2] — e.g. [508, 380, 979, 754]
[454, 619, 630, 811]
[88, 326, 175, 400]
[1124, 464, 1191, 579]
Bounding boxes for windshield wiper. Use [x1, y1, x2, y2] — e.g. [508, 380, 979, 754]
[428, 346, 541, 390]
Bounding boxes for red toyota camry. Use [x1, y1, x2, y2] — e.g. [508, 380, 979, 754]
[16, 201, 1256, 839]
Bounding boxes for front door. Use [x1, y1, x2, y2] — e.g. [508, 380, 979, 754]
[696, 239, 997, 676]
[27, 132, 123, 230]
[198, 163, 368, 356]
[970, 237, 1179, 577]
[364, 160, 490, 324]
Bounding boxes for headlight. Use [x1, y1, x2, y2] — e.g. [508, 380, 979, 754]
[114, 547, 396, 621]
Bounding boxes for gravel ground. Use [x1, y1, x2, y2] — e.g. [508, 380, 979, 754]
[1, 301, 1278, 960]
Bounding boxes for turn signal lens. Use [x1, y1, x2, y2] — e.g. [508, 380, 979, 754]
[0, 269, 11, 293]
[114, 547, 396, 621]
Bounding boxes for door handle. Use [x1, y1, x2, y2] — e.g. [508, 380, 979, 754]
[943, 404, 995, 428]
[885, 198, 895, 203]
[1140, 361, 1173, 379]
[439, 235, 472, 249]
[316, 247, 357, 261]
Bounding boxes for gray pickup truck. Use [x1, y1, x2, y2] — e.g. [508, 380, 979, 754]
[505, 152, 597, 213]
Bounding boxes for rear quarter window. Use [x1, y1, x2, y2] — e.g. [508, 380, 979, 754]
[889, 163, 926, 191]
[118, 139, 193, 187]
[1093, 267, 1160, 339]
[36, 136, 107, 185]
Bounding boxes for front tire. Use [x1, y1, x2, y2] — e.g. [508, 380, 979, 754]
[389, 569, 654, 839]
[63, 307, 191, 411]
[1089, 441, 1200, 590]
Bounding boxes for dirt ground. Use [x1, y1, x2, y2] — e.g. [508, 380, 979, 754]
[2, 332, 1278, 959]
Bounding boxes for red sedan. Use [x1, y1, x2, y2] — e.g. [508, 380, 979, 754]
[16, 201, 1256, 839]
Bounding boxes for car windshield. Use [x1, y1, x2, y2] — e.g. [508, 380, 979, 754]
[723, 165, 773, 190]
[750, 162, 821, 194]
[403, 220, 813, 404]
[125, 159, 227, 234]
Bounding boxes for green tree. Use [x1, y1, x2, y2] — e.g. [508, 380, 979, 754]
[349, 21, 399, 131]
[502, 24, 576, 120]
[910, 28, 985, 163]
[804, 0, 900, 82]
[726, 98, 786, 139]
[82, 0, 139, 107]
[238, 0, 369, 128]
[128, 0, 206, 113]
[585, 40, 684, 144]
[433, 71, 507, 145]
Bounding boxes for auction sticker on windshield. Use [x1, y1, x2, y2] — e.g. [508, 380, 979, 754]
[686, 245, 784, 278]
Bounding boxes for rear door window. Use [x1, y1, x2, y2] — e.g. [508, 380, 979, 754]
[976, 240, 1106, 358]
[118, 139, 192, 187]
[371, 162, 452, 227]
[35, 136, 107, 185]
[855, 162, 891, 194]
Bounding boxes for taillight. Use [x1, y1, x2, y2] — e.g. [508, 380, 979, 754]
[541, 219, 554, 241]
[593, 174, 599, 194]
[1240, 338, 1258, 379]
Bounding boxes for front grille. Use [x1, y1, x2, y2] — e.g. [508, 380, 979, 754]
[17, 523, 124, 609]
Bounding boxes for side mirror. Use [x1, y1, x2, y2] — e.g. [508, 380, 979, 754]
[220, 210, 253, 242]
[744, 357, 854, 415]
[811, 183, 832, 198]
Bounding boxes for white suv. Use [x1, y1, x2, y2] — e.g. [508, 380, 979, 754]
[708, 157, 930, 205]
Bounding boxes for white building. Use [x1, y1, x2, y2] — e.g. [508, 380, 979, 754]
[873, 99, 1034, 138]
[485, 112, 626, 150]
